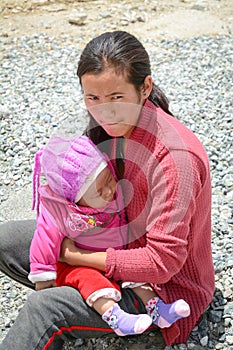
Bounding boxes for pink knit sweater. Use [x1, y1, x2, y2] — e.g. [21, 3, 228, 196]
[105, 100, 215, 345]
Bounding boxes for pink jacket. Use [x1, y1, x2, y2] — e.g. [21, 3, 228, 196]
[29, 182, 127, 283]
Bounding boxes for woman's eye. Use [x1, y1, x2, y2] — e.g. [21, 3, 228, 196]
[112, 95, 122, 100]
[86, 96, 99, 101]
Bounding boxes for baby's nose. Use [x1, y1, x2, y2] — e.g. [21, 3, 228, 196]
[102, 187, 113, 201]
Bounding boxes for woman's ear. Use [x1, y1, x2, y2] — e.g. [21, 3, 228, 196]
[141, 75, 153, 99]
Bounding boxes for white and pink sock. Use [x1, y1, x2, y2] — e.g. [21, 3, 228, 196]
[146, 297, 190, 328]
[102, 303, 152, 336]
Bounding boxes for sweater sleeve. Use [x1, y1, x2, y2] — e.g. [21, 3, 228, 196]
[28, 204, 64, 283]
[105, 150, 206, 283]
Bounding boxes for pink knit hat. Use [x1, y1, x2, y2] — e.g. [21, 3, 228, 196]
[32, 135, 107, 213]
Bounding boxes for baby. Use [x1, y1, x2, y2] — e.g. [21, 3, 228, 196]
[29, 135, 190, 336]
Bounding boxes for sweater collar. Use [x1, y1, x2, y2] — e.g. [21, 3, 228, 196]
[129, 99, 158, 142]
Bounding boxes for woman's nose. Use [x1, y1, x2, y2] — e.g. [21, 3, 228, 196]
[99, 103, 116, 121]
[89, 102, 116, 124]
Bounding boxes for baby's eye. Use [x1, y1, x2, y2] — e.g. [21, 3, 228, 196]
[110, 175, 116, 183]
[95, 191, 102, 199]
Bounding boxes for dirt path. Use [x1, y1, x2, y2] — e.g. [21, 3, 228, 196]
[0, 0, 232, 45]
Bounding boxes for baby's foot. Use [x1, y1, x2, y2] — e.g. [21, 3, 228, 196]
[146, 297, 190, 328]
[102, 303, 152, 336]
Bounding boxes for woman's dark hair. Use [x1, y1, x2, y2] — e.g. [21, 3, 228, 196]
[77, 31, 173, 151]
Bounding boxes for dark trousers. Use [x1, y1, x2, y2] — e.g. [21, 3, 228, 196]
[0, 220, 156, 350]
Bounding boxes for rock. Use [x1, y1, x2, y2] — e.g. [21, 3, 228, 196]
[42, 4, 67, 12]
[31, 0, 49, 6]
[68, 10, 87, 26]
[200, 336, 208, 347]
[226, 336, 233, 345]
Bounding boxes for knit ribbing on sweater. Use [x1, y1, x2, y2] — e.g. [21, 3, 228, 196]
[105, 100, 215, 345]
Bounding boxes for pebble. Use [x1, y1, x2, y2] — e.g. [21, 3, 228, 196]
[0, 29, 232, 350]
[200, 336, 208, 347]
[68, 10, 87, 26]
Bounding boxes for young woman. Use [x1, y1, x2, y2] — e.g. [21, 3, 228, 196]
[0, 31, 215, 349]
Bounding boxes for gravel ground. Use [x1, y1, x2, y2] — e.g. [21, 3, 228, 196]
[0, 31, 233, 350]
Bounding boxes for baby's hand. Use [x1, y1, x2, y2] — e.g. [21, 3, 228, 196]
[59, 237, 77, 263]
[35, 280, 57, 291]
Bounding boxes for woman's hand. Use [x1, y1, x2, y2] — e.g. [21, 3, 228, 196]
[35, 280, 56, 291]
[59, 237, 107, 271]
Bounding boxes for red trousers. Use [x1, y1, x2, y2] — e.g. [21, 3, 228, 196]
[56, 262, 121, 306]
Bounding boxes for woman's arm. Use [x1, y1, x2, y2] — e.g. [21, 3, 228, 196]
[60, 152, 207, 284]
[104, 151, 207, 283]
[59, 238, 107, 271]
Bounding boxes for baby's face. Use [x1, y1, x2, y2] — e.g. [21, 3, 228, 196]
[77, 166, 117, 209]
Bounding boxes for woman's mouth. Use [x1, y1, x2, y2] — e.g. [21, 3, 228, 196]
[102, 121, 121, 125]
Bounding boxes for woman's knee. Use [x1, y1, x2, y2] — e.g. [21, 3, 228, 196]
[0, 220, 35, 281]
[24, 288, 67, 325]
[26, 286, 83, 318]
[0, 220, 35, 249]
[0, 221, 18, 264]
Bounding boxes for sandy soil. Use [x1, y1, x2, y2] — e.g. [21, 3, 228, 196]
[0, 0, 232, 45]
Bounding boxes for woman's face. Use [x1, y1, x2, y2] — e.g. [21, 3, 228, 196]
[81, 69, 150, 138]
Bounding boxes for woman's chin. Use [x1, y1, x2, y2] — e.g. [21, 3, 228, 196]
[103, 124, 133, 138]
